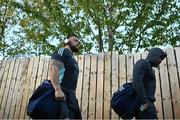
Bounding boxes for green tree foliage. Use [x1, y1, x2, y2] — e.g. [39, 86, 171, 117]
[0, 0, 20, 58]
[0, 0, 179, 59]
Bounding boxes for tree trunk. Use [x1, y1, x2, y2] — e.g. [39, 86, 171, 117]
[98, 25, 103, 52]
[108, 25, 114, 52]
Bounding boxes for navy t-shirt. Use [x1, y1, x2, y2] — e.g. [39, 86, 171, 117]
[51, 48, 79, 90]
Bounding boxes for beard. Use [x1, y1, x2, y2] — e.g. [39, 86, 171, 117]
[67, 42, 79, 53]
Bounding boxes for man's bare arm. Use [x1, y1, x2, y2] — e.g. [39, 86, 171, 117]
[50, 59, 65, 100]
[50, 59, 62, 89]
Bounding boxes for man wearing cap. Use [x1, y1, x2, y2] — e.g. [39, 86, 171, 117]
[133, 47, 167, 119]
[50, 34, 82, 119]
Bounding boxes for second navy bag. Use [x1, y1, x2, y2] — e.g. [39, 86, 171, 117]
[111, 83, 141, 119]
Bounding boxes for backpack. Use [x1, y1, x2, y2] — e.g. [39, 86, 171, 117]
[111, 83, 141, 119]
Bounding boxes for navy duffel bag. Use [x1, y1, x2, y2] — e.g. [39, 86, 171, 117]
[111, 83, 141, 119]
[27, 80, 69, 119]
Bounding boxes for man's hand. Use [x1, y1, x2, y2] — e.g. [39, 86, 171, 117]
[55, 89, 66, 101]
[140, 102, 149, 111]
[143, 102, 149, 109]
[143, 102, 149, 110]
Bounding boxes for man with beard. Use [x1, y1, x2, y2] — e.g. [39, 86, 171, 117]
[133, 47, 167, 119]
[50, 34, 82, 119]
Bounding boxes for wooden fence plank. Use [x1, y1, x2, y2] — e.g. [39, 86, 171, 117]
[0, 60, 3, 86]
[166, 48, 180, 118]
[27, 57, 40, 100]
[3, 59, 20, 119]
[81, 55, 91, 119]
[119, 54, 127, 86]
[142, 51, 148, 59]
[0, 60, 2, 68]
[88, 54, 97, 119]
[118, 54, 127, 120]
[133, 52, 141, 64]
[22, 59, 33, 120]
[111, 51, 119, 119]
[0, 59, 16, 119]
[159, 54, 173, 119]
[0, 60, 2, 69]
[154, 68, 164, 119]
[76, 55, 84, 110]
[175, 47, 180, 94]
[47, 58, 51, 80]
[103, 52, 111, 119]
[175, 47, 180, 85]
[0, 59, 11, 106]
[35, 56, 45, 89]
[42, 56, 50, 81]
[8, 59, 23, 118]
[174, 47, 180, 119]
[126, 54, 133, 82]
[0, 60, 7, 88]
[13, 59, 29, 119]
[19, 57, 38, 119]
[96, 53, 104, 119]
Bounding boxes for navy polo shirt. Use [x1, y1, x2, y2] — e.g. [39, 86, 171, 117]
[51, 48, 79, 90]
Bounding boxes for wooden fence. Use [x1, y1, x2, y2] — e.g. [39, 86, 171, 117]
[0, 47, 180, 119]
